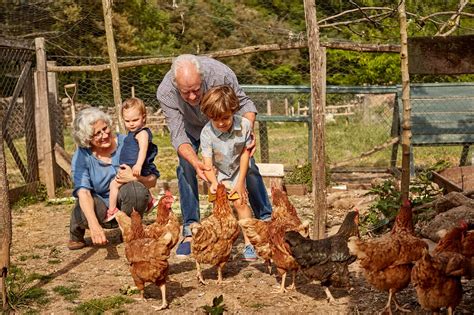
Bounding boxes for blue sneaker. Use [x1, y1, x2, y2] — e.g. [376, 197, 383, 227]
[176, 239, 191, 258]
[242, 244, 257, 261]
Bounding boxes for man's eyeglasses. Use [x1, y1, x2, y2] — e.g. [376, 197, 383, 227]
[92, 126, 110, 140]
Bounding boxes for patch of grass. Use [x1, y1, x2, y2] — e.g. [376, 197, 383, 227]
[6, 266, 50, 310]
[73, 296, 134, 314]
[11, 184, 48, 210]
[53, 285, 80, 302]
[249, 302, 266, 309]
[47, 259, 61, 265]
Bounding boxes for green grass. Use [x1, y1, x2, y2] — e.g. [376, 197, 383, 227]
[53, 285, 80, 302]
[5, 266, 50, 310]
[73, 295, 134, 314]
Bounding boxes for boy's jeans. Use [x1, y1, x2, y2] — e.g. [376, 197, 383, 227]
[177, 133, 273, 237]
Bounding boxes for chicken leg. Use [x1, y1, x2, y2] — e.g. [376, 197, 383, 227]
[151, 284, 168, 310]
[323, 286, 336, 304]
[287, 270, 297, 290]
[196, 262, 207, 285]
[273, 272, 287, 293]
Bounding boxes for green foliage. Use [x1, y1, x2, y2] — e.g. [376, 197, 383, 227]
[4, 266, 50, 310]
[73, 295, 134, 314]
[361, 161, 448, 233]
[286, 163, 313, 191]
[12, 184, 47, 211]
[202, 295, 226, 315]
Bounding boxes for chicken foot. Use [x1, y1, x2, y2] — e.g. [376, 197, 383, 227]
[196, 262, 207, 285]
[272, 272, 287, 293]
[392, 296, 410, 313]
[151, 284, 168, 311]
[323, 286, 336, 304]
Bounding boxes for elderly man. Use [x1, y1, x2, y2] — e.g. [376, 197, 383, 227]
[156, 54, 272, 259]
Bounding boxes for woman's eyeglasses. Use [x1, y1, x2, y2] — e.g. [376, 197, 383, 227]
[92, 126, 110, 140]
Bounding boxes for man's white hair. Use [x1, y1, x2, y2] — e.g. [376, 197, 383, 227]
[171, 54, 203, 84]
[72, 107, 112, 148]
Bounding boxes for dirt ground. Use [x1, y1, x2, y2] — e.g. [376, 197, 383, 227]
[9, 192, 474, 314]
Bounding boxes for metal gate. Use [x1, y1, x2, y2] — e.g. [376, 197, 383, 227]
[0, 39, 39, 198]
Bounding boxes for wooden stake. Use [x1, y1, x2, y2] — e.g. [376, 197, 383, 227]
[304, 0, 327, 239]
[102, 0, 124, 133]
[398, 1, 412, 202]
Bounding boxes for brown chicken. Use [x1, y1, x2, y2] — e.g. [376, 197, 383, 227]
[116, 191, 178, 244]
[116, 209, 173, 310]
[285, 211, 359, 303]
[411, 222, 469, 314]
[239, 184, 309, 293]
[348, 199, 428, 314]
[143, 191, 180, 249]
[190, 183, 240, 285]
[462, 227, 474, 279]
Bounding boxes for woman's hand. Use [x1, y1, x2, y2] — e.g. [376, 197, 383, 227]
[89, 224, 107, 245]
[116, 164, 138, 184]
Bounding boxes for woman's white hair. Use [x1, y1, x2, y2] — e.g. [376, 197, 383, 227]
[170, 54, 203, 85]
[72, 107, 112, 148]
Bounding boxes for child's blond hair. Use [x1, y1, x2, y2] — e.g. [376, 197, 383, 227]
[121, 97, 147, 122]
[200, 85, 239, 119]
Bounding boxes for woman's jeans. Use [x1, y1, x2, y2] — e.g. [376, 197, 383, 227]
[177, 134, 272, 237]
[69, 181, 150, 241]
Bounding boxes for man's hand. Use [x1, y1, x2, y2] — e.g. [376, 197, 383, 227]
[89, 224, 107, 245]
[193, 161, 211, 182]
[116, 164, 137, 184]
[246, 131, 257, 157]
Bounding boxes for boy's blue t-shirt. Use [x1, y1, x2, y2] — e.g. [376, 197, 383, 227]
[71, 134, 125, 207]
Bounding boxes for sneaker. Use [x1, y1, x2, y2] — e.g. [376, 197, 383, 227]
[68, 240, 86, 250]
[242, 244, 257, 261]
[146, 197, 159, 213]
[104, 208, 118, 222]
[175, 239, 191, 258]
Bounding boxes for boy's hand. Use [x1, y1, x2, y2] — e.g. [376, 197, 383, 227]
[132, 164, 142, 177]
[209, 182, 218, 194]
[230, 184, 248, 206]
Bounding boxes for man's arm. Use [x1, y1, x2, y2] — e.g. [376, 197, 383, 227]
[177, 143, 209, 181]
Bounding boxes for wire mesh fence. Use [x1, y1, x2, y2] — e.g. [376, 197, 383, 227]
[2, 0, 473, 189]
[0, 43, 38, 189]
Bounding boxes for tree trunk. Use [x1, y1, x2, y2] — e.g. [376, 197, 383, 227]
[398, 0, 412, 202]
[102, 0, 124, 133]
[304, 0, 327, 239]
[0, 127, 12, 311]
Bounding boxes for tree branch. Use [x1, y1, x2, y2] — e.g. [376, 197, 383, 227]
[436, 0, 469, 36]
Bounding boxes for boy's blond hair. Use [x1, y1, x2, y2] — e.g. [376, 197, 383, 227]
[200, 85, 239, 119]
[121, 97, 147, 122]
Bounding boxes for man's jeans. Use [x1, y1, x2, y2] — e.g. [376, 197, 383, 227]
[177, 133, 273, 237]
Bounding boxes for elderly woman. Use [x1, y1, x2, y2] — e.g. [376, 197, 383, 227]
[68, 107, 157, 250]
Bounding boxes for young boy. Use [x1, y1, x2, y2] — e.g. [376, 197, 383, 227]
[105, 97, 160, 221]
[200, 85, 258, 261]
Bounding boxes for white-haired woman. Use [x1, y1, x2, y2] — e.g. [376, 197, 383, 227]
[68, 107, 157, 250]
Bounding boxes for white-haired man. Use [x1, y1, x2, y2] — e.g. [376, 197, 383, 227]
[156, 54, 272, 259]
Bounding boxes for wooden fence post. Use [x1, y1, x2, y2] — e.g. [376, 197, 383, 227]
[35, 37, 56, 199]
